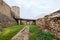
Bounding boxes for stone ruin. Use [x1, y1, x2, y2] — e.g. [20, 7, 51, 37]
[0, 13, 16, 27]
[11, 6, 20, 25]
[36, 10, 60, 38]
[0, 0, 21, 28]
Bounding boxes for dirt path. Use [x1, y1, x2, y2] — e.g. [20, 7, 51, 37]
[11, 25, 29, 40]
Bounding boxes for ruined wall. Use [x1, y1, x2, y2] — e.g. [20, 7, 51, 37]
[0, 13, 16, 27]
[21, 20, 27, 25]
[0, 0, 17, 27]
[20, 20, 36, 25]
[36, 10, 60, 37]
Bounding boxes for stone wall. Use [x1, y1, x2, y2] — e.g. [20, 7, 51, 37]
[0, 0, 17, 27]
[0, 0, 3, 5]
[36, 10, 60, 37]
[0, 13, 17, 27]
[20, 20, 36, 25]
[0, 1, 11, 17]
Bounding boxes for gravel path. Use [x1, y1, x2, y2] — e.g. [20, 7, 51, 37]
[11, 25, 29, 40]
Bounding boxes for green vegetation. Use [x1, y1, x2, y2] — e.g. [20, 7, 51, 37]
[0, 25, 60, 40]
[29, 25, 60, 40]
[0, 25, 24, 40]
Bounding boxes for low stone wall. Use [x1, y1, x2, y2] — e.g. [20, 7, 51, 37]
[11, 25, 29, 40]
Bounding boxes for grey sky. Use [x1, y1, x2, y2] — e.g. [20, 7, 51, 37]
[4, 0, 60, 19]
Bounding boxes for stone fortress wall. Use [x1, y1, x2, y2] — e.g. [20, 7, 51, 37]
[0, 0, 20, 27]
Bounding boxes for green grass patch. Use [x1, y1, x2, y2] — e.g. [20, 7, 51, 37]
[0, 25, 24, 40]
[29, 25, 60, 40]
[0, 25, 60, 40]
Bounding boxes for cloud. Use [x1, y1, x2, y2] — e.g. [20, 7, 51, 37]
[4, 0, 60, 19]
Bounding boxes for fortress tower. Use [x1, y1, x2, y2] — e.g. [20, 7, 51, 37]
[11, 6, 20, 24]
[11, 6, 20, 19]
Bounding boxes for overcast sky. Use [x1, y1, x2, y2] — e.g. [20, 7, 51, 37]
[4, 0, 60, 19]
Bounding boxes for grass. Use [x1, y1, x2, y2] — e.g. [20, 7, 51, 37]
[0, 25, 24, 40]
[0, 25, 60, 40]
[29, 25, 60, 40]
